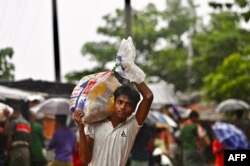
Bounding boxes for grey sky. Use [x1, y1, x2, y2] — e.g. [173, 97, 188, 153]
[0, 0, 211, 82]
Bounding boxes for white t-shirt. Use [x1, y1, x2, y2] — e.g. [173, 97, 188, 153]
[84, 115, 141, 166]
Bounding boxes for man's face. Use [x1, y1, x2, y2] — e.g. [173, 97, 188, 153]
[114, 95, 134, 120]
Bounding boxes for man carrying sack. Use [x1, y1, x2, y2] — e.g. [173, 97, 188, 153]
[73, 37, 154, 166]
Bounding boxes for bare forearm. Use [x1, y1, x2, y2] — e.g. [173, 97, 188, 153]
[134, 82, 153, 100]
[78, 125, 92, 164]
[134, 82, 154, 125]
[72, 110, 92, 163]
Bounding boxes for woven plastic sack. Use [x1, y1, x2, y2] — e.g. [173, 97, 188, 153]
[70, 71, 121, 124]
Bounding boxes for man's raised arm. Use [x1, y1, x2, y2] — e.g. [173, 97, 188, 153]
[134, 82, 153, 125]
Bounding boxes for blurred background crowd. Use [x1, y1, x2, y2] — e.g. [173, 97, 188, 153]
[1, 1, 250, 165]
[0, 83, 249, 166]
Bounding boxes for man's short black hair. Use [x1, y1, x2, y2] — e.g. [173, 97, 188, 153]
[189, 111, 199, 119]
[114, 85, 140, 109]
[55, 115, 67, 126]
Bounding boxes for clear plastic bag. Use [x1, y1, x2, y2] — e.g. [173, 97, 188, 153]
[70, 71, 121, 124]
[115, 36, 145, 84]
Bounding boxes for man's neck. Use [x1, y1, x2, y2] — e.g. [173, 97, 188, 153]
[109, 115, 126, 128]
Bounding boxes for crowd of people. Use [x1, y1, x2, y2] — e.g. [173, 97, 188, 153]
[0, 98, 80, 166]
[127, 106, 250, 166]
[0, 96, 249, 166]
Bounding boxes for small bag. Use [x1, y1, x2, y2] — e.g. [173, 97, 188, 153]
[70, 71, 121, 124]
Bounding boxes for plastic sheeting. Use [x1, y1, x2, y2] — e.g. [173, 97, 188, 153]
[148, 80, 178, 109]
[0, 85, 46, 101]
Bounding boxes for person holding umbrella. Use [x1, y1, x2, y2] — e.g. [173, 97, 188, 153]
[212, 138, 225, 166]
[47, 115, 76, 166]
[28, 98, 47, 166]
[212, 121, 249, 166]
[6, 103, 31, 166]
[0, 103, 13, 166]
[214, 99, 250, 146]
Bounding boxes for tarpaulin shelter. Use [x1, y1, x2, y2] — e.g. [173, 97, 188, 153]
[148, 80, 178, 109]
[0, 85, 46, 101]
[0, 79, 74, 98]
[0, 85, 47, 119]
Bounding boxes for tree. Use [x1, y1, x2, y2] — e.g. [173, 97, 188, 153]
[209, 0, 250, 21]
[191, 11, 250, 89]
[65, 4, 163, 83]
[203, 53, 250, 103]
[147, 48, 188, 90]
[65, 0, 198, 92]
[0, 47, 15, 81]
[147, 0, 198, 91]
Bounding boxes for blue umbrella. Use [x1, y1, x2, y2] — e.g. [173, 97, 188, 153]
[145, 111, 158, 127]
[150, 111, 177, 128]
[212, 121, 249, 150]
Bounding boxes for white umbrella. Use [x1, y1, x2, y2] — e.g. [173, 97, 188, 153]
[31, 98, 70, 116]
[214, 99, 250, 113]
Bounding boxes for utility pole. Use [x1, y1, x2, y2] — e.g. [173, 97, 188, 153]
[125, 0, 131, 37]
[52, 0, 61, 82]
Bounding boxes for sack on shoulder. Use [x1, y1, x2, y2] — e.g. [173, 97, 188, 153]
[70, 71, 121, 124]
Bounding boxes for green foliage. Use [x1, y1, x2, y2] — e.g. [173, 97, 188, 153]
[65, 0, 250, 100]
[0, 47, 15, 81]
[234, 0, 250, 21]
[65, 67, 105, 83]
[79, 4, 162, 70]
[209, 0, 250, 21]
[65, 0, 198, 92]
[191, 11, 250, 89]
[82, 41, 117, 68]
[235, 0, 248, 8]
[146, 48, 188, 90]
[66, 3, 164, 82]
[203, 53, 250, 103]
[97, 9, 126, 38]
[160, 0, 197, 48]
